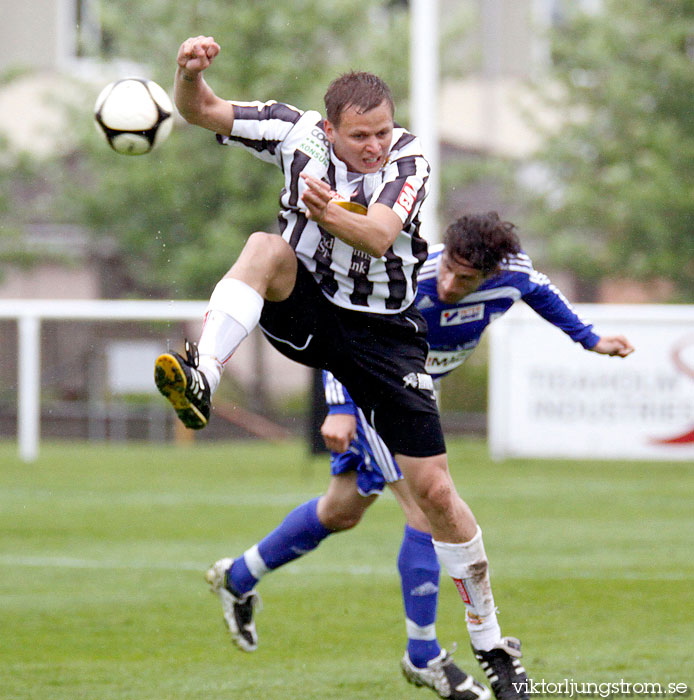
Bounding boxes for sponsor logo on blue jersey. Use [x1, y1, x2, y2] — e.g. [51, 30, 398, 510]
[440, 304, 484, 326]
[425, 348, 476, 373]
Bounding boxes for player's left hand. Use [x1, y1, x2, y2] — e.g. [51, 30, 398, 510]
[591, 335, 634, 357]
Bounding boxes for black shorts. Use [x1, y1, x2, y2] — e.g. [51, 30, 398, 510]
[259, 260, 445, 458]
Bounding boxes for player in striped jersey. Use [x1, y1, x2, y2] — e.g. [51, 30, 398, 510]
[154, 36, 625, 700]
[210, 213, 633, 700]
[155, 35, 440, 451]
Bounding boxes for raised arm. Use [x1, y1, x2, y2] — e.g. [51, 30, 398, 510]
[174, 36, 235, 136]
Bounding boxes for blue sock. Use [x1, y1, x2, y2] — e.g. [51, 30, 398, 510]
[227, 497, 333, 595]
[398, 524, 442, 668]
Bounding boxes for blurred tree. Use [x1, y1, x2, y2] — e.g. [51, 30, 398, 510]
[0, 147, 63, 279]
[524, 0, 694, 301]
[61, 0, 412, 299]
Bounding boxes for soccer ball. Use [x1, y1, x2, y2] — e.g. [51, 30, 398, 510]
[94, 78, 173, 155]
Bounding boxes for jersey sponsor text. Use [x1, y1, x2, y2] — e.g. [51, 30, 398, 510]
[396, 181, 417, 215]
[441, 304, 484, 326]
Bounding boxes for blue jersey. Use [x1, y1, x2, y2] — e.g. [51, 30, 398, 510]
[415, 244, 599, 379]
[322, 246, 601, 491]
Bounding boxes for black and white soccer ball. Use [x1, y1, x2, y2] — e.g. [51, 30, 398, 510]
[94, 78, 173, 155]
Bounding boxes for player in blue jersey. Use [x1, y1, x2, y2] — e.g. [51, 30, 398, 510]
[205, 212, 633, 700]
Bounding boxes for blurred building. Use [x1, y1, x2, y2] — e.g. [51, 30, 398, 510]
[1, 0, 81, 73]
[0, 0, 309, 441]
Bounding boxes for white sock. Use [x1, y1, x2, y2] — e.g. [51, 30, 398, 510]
[197, 278, 264, 394]
[433, 527, 502, 651]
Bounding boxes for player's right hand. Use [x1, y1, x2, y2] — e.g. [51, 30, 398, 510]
[177, 36, 220, 74]
[300, 173, 336, 223]
[320, 413, 357, 453]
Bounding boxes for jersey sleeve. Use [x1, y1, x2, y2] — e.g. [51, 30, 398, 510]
[216, 100, 304, 167]
[322, 371, 358, 416]
[520, 266, 600, 349]
[371, 131, 430, 227]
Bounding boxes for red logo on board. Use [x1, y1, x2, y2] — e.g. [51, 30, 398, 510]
[651, 335, 694, 445]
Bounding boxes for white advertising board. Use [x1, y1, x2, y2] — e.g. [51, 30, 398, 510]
[488, 304, 694, 461]
[107, 340, 162, 394]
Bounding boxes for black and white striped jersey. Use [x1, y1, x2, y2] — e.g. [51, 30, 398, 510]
[216, 100, 430, 314]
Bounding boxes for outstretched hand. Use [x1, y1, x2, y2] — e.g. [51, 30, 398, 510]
[591, 335, 634, 357]
[177, 36, 220, 75]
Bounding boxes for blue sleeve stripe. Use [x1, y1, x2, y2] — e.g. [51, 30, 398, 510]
[324, 371, 346, 405]
[357, 407, 400, 482]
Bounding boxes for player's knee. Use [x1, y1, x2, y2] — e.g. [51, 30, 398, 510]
[246, 231, 291, 263]
[414, 477, 456, 516]
[319, 508, 364, 531]
[227, 232, 296, 298]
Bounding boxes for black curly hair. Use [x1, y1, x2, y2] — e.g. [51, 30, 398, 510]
[442, 212, 521, 276]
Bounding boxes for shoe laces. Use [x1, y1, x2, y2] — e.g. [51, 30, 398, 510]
[183, 339, 209, 399]
[184, 339, 200, 368]
[428, 643, 459, 689]
[475, 638, 527, 698]
[440, 642, 458, 665]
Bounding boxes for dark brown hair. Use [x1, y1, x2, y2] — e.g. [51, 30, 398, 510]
[443, 212, 521, 275]
[324, 71, 394, 126]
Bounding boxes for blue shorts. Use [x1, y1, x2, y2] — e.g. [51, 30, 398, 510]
[329, 405, 403, 496]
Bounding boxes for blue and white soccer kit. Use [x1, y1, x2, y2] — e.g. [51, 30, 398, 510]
[228, 245, 575, 668]
[323, 244, 601, 489]
[323, 372, 401, 495]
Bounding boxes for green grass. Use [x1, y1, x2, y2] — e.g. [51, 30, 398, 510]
[1, 439, 692, 699]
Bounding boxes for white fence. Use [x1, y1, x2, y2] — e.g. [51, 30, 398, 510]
[1, 299, 207, 462]
[5, 299, 694, 463]
[488, 303, 694, 461]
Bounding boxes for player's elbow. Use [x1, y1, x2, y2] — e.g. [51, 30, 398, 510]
[362, 241, 389, 258]
[362, 230, 395, 258]
[362, 212, 400, 257]
[176, 106, 199, 125]
[174, 97, 205, 126]
[176, 95, 230, 133]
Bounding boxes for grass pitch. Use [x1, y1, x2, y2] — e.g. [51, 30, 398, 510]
[1, 438, 692, 699]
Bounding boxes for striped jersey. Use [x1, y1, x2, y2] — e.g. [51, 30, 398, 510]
[216, 100, 430, 313]
[325, 243, 600, 414]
